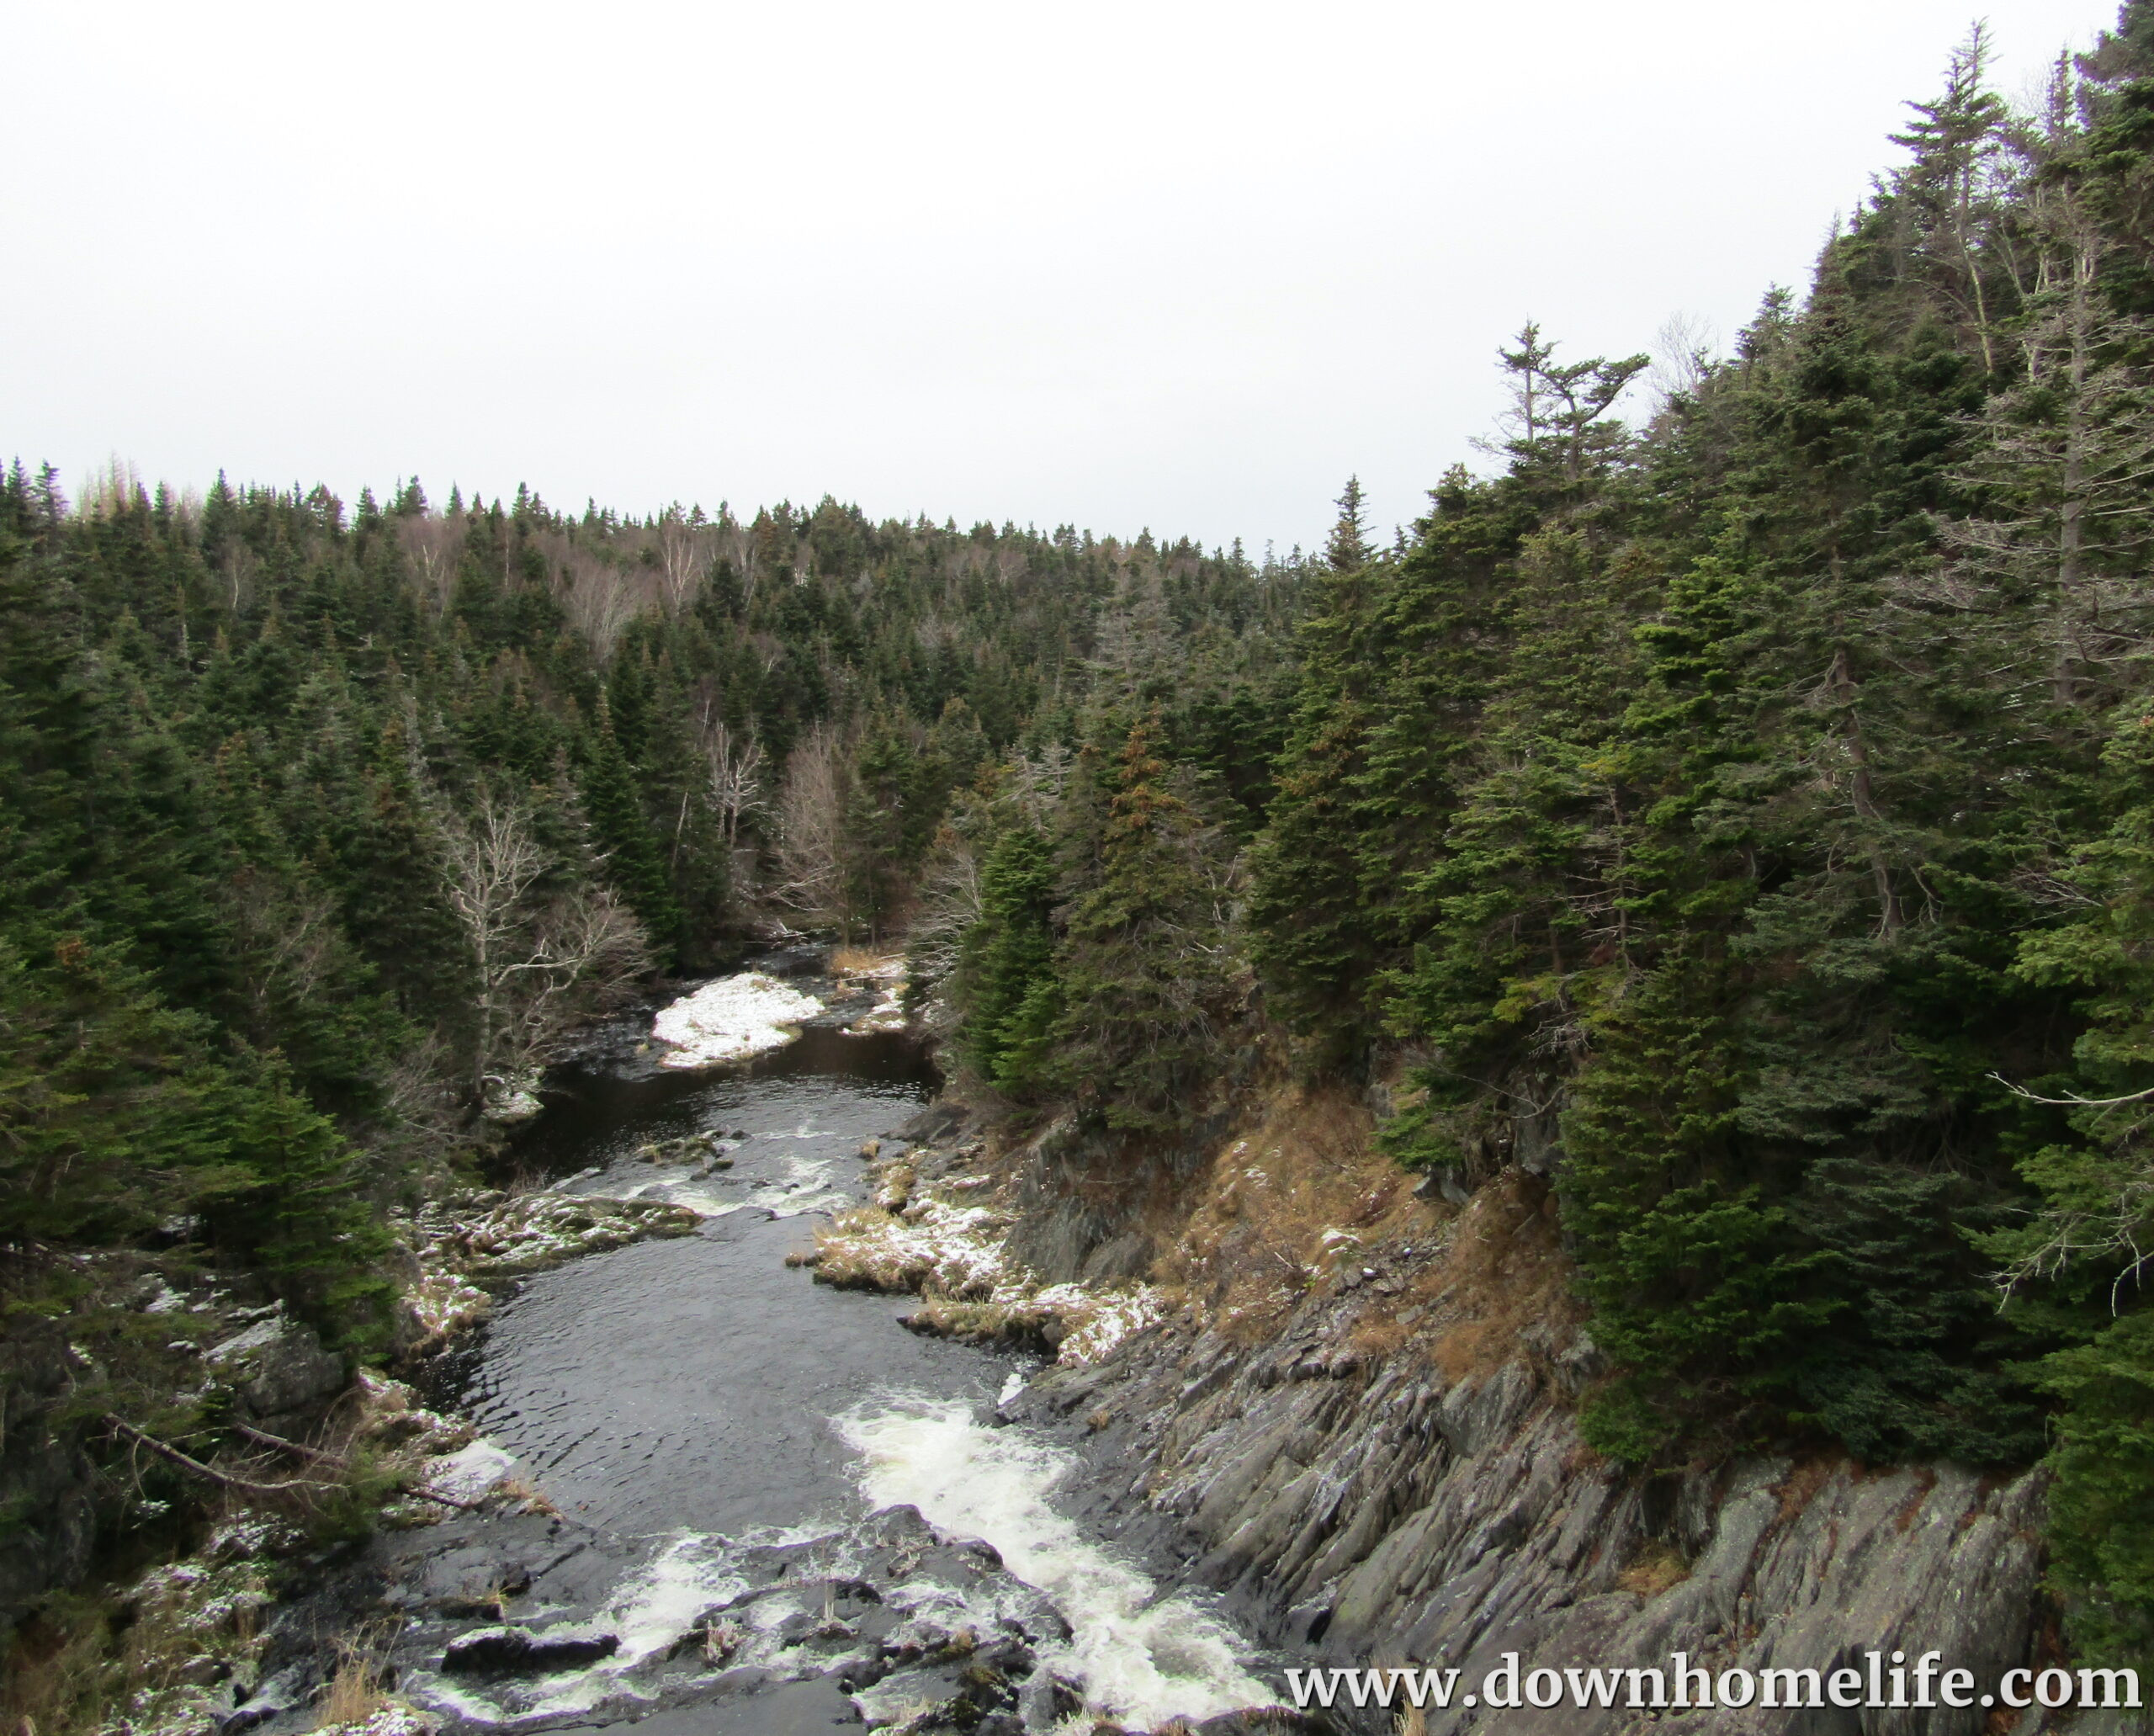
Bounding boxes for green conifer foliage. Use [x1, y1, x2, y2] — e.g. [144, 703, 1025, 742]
[954, 824, 1062, 1091]
[578, 703, 684, 957]
[1037, 714, 1239, 1132]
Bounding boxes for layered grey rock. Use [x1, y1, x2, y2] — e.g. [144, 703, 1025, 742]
[1034, 1325, 2093, 1736]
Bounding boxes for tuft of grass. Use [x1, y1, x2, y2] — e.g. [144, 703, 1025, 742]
[1616, 1537, 1691, 1599]
[493, 1477, 558, 1517]
[313, 1633, 393, 1728]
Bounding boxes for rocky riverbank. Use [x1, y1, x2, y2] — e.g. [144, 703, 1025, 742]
[818, 1076, 2152, 1736]
[5, 1187, 708, 1736]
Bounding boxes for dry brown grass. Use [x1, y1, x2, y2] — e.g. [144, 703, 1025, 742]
[1422, 1173, 1584, 1385]
[494, 1477, 559, 1517]
[1773, 1455, 1839, 1527]
[901, 1295, 1053, 1347]
[1616, 1538, 1692, 1599]
[1154, 1079, 1430, 1341]
[313, 1636, 393, 1728]
[809, 1207, 934, 1292]
[830, 945, 899, 974]
[1143, 1074, 1588, 1389]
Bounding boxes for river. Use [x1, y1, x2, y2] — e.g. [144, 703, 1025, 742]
[361, 969, 1276, 1736]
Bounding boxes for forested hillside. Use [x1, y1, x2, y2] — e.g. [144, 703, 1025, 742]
[921, 3, 2154, 1667]
[22, 0, 2154, 1697]
[0, 471, 1302, 1381]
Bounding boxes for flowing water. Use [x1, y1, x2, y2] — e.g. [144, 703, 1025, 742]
[382, 975, 1275, 1735]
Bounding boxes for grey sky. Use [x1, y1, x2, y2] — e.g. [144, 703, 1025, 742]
[1, 0, 2116, 555]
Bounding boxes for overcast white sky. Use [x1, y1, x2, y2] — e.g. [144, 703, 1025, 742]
[0, 0, 2120, 555]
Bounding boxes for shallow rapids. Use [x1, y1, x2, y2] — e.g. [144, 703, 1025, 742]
[838, 1398, 1277, 1728]
[388, 974, 1276, 1735]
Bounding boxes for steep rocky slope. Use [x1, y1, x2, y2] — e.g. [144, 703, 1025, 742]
[865, 1084, 2148, 1735]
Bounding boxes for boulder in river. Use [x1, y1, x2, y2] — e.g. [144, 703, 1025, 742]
[441, 1627, 619, 1675]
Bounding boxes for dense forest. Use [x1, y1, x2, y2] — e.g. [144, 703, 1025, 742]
[928, 1, 2154, 1669]
[20, 0, 2154, 1695]
[0, 467, 1304, 1588]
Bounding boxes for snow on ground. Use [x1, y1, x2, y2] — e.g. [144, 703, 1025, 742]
[814, 1192, 1165, 1367]
[814, 1197, 1011, 1297]
[844, 985, 908, 1034]
[1031, 1282, 1166, 1365]
[423, 1439, 519, 1504]
[650, 973, 823, 1068]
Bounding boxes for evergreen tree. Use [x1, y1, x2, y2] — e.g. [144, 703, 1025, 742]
[1038, 713, 1239, 1132]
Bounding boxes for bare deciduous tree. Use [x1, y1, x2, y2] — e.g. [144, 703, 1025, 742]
[1646, 312, 1721, 412]
[560, 551, 646, 662]
[655, 509, 714, 613]
[771, 725, 852, 933]
[440, 794, 652, 1109]
[905, 831, 983, 995]
[398, 514, 466, 614]
[1937, 156, 2154, 710]
[700, 717, 767, 848]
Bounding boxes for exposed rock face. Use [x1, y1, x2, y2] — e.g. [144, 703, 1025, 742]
[442, 1625, 622, 1674]
[0, 1325, 97, 1628]
[205, 1309, 348, 1422]
[965, 1083, 2125, 1736]
[1036, 1332, 2056, 1735]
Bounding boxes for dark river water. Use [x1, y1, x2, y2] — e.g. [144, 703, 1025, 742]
[459, 1027, 994, 1539]
[379, 979, 1275, 1735]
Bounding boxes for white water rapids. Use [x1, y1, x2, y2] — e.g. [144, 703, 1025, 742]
[401, 969, 1276, 1733]
[837, 1397, 1276, 1730]
[410, 1398, 1276, 1733]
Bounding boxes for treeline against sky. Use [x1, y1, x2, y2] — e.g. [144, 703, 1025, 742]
[0, 467, 1304, 1383]
[24, 0, 2154, 1674]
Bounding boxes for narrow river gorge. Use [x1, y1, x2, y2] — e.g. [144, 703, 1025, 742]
[326, 962, 1279, 1736]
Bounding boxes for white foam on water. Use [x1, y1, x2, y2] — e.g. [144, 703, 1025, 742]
[605, 1533, 751, 1667]
[650, 974, 822, 1068]
[401, 1532, 754, 1725]
[835, 1397, 1274, 1730]
[633, 1146, 849, 1218]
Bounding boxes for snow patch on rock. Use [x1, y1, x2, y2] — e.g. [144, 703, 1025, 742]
[423, 1440, 518, 1505]
[650, 973, 822, 1068]
[813, 1189, 1165, 1367]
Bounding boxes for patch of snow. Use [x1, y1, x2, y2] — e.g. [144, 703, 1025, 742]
[1032, 1284, 1165, 1366]
[423, 1440, 517, 1504]
[204, 1314, 286, 1365]
[405, 1271, 491, 1343]
[845, 986, 909, 1035]
[484, 1085, 544, 1123]
[142, 1281, 187, 1315]
[650, 973, 823, 1068]
[819, 1191, 1162, 1367]
[314, 1704, 441, 1736]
